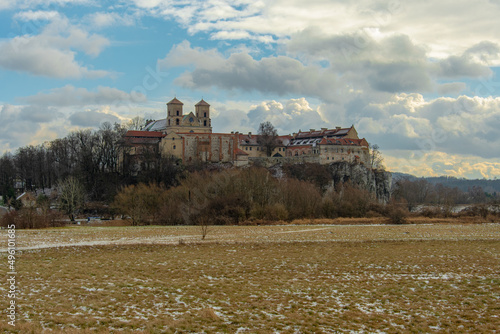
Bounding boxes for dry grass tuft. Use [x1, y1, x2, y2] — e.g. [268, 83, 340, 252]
[199, 308, 219, 321]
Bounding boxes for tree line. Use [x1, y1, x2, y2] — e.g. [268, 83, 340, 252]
[1, 118, 498, 228]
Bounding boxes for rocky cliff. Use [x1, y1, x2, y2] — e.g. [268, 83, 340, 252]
[328, 162, 392, 203]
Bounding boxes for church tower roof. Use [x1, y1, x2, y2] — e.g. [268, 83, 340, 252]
[195, 99, 210, 106]
[167, 97, 184, 105]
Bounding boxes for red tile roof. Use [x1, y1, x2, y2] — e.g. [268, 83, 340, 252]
[235, 148, 249, 155]
[125, 131, 165, 138]
[318, 138, 367, 146]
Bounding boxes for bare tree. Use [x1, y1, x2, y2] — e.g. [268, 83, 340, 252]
[257, 121, 279, 157]
[369, 144, 385, 170]
[58, 176, 85, 221]
[127, 116, 146, 130]
[197, 216, 211, 240]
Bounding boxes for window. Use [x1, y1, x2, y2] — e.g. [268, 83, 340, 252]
[173, 145, 176, 149]
[204, 120, 207, 126]
[176, 110, 179, 116]
[204, 112, 207, 117]
[176, 119, 179, 125]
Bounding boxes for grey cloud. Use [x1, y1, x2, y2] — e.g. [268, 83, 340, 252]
[162, 42, 338, 101]
[288, 30, 496, 93]
[347, 94, 500, 159]
[367, 62, 432, 93]
[437, 82, 467, 95]
[69, 110, 120, 127]
[1, 103, 61, 123]
[435, 55, 491, 78]
[19, 105, 63, 123]
[464, 41, 500, 62]
[21, 85, 146, 106]
[0, 104, 42, 151]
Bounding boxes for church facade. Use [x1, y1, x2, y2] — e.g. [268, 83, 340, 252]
[120, 97, 371, 169]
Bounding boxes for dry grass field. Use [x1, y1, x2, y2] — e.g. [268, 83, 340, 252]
[1, 222, 499, 333]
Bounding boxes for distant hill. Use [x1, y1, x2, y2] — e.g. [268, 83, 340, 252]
[391, 172, 500, 194]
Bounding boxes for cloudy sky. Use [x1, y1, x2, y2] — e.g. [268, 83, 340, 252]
[1, 0, 500, 179]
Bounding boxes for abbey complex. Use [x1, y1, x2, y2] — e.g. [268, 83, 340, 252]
[120, 98, 371, 170]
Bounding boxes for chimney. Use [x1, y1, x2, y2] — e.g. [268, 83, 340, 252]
[248, 132, 252, 138]
[310, 129, 315, 132]
[336, 126, 341, 130]
[321, 128, 327, 131]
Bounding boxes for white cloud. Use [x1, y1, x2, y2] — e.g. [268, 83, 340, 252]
[0, 16, 110, 78]
[13, 10, 60, 21]
[247, 98, 325, 134]
[0, 0, 91, 10]
[85, 12, 136, 29]
[21, 85, 147, 106]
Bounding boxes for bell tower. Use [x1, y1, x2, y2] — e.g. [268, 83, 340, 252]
[195, 99, 211, 130]
[166, 97, 183, 130]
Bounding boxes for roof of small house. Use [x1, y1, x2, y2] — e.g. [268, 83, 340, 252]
[235, 148, 249, 156]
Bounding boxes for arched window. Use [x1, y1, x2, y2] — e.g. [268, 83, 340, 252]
[176, 119, 179, 125]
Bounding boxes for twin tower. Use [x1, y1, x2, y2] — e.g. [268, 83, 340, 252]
[166, 97, 212, 134]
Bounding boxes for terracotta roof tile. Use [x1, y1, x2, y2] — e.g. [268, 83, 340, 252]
[125, 131, 165, 138]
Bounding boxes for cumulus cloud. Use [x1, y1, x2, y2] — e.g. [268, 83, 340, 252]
[20, 85, 147, 107]
[351, 94, 500, 160]
[69, 108, 121, 127]
[159, 41, 338, 101]
[247, 98, 325, 134]
[0, 104, 63, 152]
[0, 16, 110, 78]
